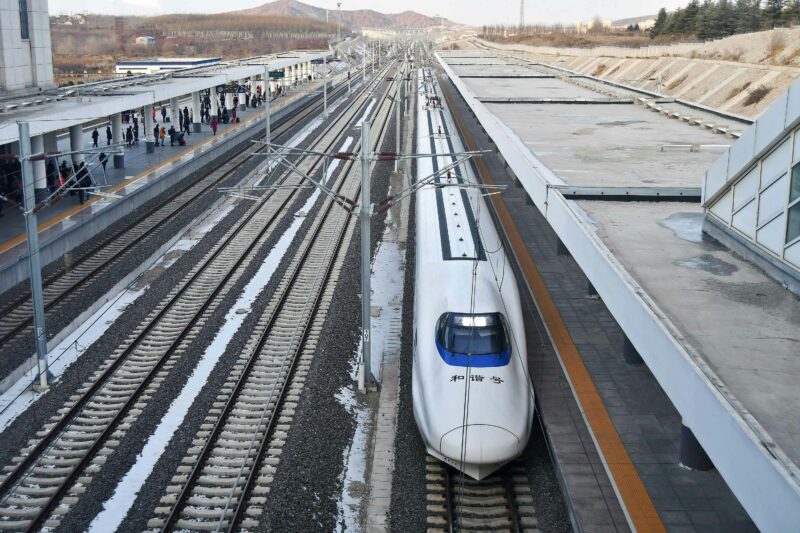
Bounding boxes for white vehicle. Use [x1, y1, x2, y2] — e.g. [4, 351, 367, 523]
[412, 68, 535, 480]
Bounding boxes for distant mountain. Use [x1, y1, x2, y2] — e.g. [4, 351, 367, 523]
[234, 0, 454, 30]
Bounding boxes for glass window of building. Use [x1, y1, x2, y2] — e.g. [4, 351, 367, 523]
[19, 0, 30, 40]
[791, 162, 800, 204]
[787, 203, 800, 244]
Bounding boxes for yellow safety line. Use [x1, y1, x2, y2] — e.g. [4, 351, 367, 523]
[441, 78, 665, 533]
[0, 85, 312, 256]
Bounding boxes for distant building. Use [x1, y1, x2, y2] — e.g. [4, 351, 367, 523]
[135, 36, 156, 47]
[0, 0, 55, 92]
[114, 57, 221, 76]
[586, 19, 612, 31]
[611, 15, 658, 30]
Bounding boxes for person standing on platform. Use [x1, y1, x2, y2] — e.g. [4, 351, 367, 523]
[106, 126, 112, 146]
[133, 122, 139, 144]
[211, 117, 218, 135]
[154, 124, 160, 147]
[161, 106, 167, 123]
[91, 128, 99, 148]
[168, 125, 176, 146]
[76, 162, 90, 205]
[59, 160, 70, 188]
[46, 159, 57, 193]
[99, 151, 108, 175]
[125, 126, 133, 148]
[0, 162, 7, 217]
[159, 126, 166, 146]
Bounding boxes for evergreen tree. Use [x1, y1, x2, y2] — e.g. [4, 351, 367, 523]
[785, 0, 800, 23]
[735, 0, 760, 32]
[718, 0, 737, 35]
[763, 0, 785, 27]
[651, 7, 669, 37]
[684, 0, 702, 30]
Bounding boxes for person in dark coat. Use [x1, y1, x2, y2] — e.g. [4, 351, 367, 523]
[46, 159, 57, 192]
[76, 162, 91, 205]
[99, 152, 108, 174]
[0, 161, 6, 216]
[59, 160, 71, 189]
[125, 126, 133, 147]
[153, 124, 160, 147]
[168, 125, 176, 146]
[91, 128, 99, 148]
[133, 123, 139, 144]
[8, 158, 21, 203]
[161, 106, 167, 123]
[106, 126, 112, 146]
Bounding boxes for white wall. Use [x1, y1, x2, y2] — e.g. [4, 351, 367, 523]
[0, 0, 54, 92]
[704, 79, 800, 274]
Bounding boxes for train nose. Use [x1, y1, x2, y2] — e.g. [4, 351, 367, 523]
[439, 425, 520, 466]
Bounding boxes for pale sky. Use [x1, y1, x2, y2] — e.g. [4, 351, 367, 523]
[48, 0, 691, 26]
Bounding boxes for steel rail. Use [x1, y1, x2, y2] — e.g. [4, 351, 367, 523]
[0, 77, 358, 351]
[159, 61, 396, 533]
[0, 66, 379, 533]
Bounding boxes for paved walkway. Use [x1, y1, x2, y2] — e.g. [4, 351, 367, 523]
[0, 81, 321, 264]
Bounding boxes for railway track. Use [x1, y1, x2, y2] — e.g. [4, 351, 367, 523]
[426, 456, 541, 533]
[146, 61, 398, 533]
[0, 75, 358, 356]
[0, 65, 391, 532]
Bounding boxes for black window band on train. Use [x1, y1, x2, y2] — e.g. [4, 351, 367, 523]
[435, 312, 511, 368]
[425, 81, 486, 262]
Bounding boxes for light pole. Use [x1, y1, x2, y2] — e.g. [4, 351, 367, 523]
[337, 2, 342, 42]
[18, 122, 50, 390]
[394, 62, 401, 173]
[359, 119, 373, 392]
[264, 65, 271, 170]
[323, 55, 328, 118]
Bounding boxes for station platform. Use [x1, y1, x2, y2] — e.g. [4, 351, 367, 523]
[438, 50, 800, 532]
[0, 79, 326, 292]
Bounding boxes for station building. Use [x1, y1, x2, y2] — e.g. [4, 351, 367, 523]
[0, 0, 55, 93]
[702, 81, 800, 294]
[115, 58, 221, 77]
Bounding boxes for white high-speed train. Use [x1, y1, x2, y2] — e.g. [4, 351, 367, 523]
[412, 68, 535, 480]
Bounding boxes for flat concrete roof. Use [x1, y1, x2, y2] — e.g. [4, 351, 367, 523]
[482, 99, 729, 188]
[578, 200, 800, 467]
[469, 77, 603, 100]
[438, 50, 800, 530]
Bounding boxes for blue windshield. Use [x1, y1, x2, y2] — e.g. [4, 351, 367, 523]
[435, 313, 511, 367]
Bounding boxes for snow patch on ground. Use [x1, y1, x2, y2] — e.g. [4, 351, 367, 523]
[358, 99, 377, 126]
[335, 191, 405, 530]
[0, 199, 233, 433]
[90, 133, 358, 532]
[0, 286, 147, 433]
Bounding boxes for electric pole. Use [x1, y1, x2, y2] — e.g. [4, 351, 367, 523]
[337, 2, 342, 42]
[359, 119, 373, 392]
[19, 122, 49, 390]
[264, 65, 271, 170]
[519, 0, 525, 30]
